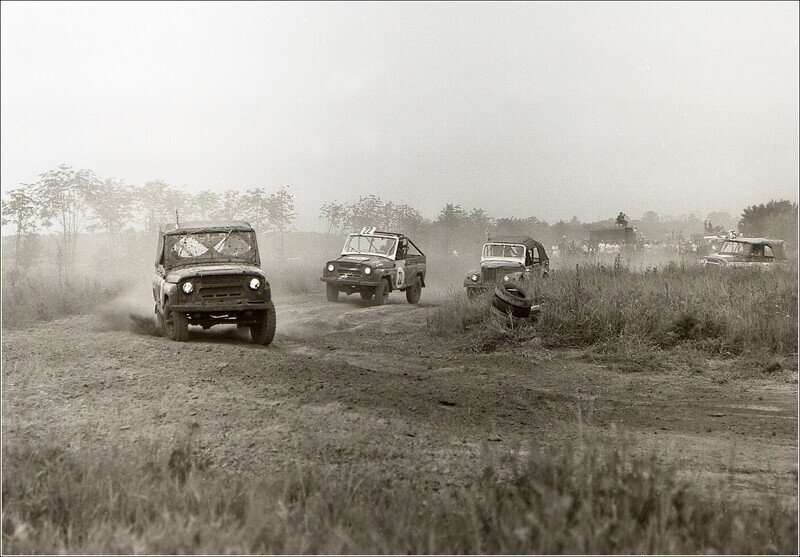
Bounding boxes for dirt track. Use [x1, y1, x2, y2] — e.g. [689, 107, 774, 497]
[2, 292, 797, 503]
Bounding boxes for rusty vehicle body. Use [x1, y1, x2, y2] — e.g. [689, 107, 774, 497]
[463, 235, 549, 296]
[152, 220, 276, 344]
[321, 227, 426, 305]
[701, 238, 787, 269]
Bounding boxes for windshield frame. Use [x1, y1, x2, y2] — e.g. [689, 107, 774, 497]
[481, 243, 527, 262]
[719, 241, 752, 256]
[341, 234, 399, 259]
[163, 229, 259, 269]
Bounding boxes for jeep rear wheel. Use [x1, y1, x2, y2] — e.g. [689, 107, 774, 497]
[360, 291, 374, 300]
[374, 278, 390, 305]
[405, 277, 421, 304]
[326, 283, 339, 302]
[163, 302, 189, 342]
[250, 302, 276, 346]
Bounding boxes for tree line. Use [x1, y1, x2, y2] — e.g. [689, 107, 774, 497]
[3, 164, 797, 262]
[1, 165, 297, 268]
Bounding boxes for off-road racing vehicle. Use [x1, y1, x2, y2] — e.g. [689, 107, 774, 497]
[701, 238, 787, 269]
[464, 235, 549, 296]
[152, 220, 276, 344]
[321, 227, 426, 305]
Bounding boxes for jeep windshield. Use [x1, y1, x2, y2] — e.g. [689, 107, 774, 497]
[719, 241, 752, 256]
[165, 230, 258, 267]
[342, 234, 397, 258]
[482, 243, 525, 262]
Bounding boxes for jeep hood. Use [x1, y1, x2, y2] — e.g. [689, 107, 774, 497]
[165, 264, 266, 283]
[705, 254, 735, 263]
[335, 255, 392, 267]
[481, 259, 524, 269]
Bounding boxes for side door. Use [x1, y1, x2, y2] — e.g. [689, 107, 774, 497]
[394, 237, 408, 289]
[760, 244, 777, 267]
[404, 238, 425, 286]
[523, 248, 534, 280]
[152, 237, 166, 308]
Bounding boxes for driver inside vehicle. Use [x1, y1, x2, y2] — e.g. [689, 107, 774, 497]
[396, 239, 408, 260]
[374, 237, 396, 256]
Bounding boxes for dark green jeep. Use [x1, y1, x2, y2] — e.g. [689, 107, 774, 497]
[321, 228, 426, 305]
[464, 235, 549, 296]
[152, 220, 276, 344]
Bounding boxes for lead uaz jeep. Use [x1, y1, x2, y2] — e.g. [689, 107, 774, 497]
[153, 221, 276, 344]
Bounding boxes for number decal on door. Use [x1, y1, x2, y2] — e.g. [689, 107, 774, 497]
[396, 266, 405, 288]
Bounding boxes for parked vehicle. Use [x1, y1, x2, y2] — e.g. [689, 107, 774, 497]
[588, 226, 638, 252]
[321, 227, 426, 305]
[152, 220, 276, 344]
[464, 235, 549, 296]
[702, 238, 787, 269]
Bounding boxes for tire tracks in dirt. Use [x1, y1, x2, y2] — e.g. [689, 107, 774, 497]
[2, 293, 797, 502]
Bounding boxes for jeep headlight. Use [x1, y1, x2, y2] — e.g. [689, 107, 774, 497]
[182, 281, 194, 294]
[503, 275, 510, 282]
[249, 278, 261, 290]
[470, 273, 479, 282]
[363, 267, 372, 275]
[327, 263, 335, 272]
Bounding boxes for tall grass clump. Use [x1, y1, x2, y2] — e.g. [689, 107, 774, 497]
[534, 264, 797, 355]
[428, 264, 797, 357]
[427, 289, 498, 336]
[3, 433, 795, 554]
[1, 268, 134, 328]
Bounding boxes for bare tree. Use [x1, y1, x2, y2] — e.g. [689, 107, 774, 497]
[345, 195, 390, 230]
[1, 185, 40, 261]
[435, 203, 466, 251]
[187, 189, 222, 221]
[137, 180, 187, 233]
[32, 164, 99, 280]
[85, 178, 135, 262]
[239, 188, 271, 231]
[320, 201, 346, 236]
[265, 186, 296, 257]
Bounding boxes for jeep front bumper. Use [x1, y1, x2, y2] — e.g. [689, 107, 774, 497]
[170, 300, 270, 312]
[321, 276, 381, 287]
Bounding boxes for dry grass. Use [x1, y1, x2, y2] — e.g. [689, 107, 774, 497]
[428, 263, 798, 360]
[3, 431, 795, 554]
[1, 269, 136, 328]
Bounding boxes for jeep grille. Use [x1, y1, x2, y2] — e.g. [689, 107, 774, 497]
[200, 285, 245, 299]
[336, 263, 363, 279]
[193, 275, 248, 300]
[481, 268, 498, 283]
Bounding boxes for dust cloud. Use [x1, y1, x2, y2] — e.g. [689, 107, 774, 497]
[94, 287, 161, 337]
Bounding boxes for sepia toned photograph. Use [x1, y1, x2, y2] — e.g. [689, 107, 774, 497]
[1, 1, 797, 554]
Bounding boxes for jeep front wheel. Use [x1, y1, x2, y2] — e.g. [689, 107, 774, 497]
[326, 283, 339, 302]
[405, 277, 421, 304]
[250, 302, 276, 346]
[374, 278, 390, 305]
[163, 302, 189, 342]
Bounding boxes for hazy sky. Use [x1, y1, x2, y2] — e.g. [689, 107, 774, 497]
[2, 1, 798, 230]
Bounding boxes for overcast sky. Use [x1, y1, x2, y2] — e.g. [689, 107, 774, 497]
[2, 1, 798, 230]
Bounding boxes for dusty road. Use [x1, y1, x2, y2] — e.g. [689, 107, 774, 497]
[2, 292, 797, 503]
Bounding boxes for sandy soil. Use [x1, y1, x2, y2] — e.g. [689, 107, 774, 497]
[2, 291, 797, 504]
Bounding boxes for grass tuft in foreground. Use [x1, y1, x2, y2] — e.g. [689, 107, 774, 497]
[3, 432, 796, 554]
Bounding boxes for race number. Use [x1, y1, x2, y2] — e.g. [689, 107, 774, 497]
[396, 266, 405, 288]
